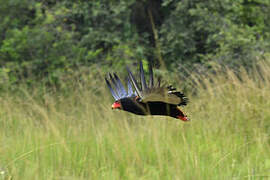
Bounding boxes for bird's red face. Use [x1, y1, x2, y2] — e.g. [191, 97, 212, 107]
[112, 101, 122, 109]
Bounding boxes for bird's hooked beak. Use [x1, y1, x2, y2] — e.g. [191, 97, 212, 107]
[112, 101, 121, 109]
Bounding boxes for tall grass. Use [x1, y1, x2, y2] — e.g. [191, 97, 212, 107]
[0, 62, 270, 179]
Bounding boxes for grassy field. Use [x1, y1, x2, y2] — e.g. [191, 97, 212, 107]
[0, 62, 270, 179]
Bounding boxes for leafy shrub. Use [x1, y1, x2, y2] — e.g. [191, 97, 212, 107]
[0, 0, 270, 87]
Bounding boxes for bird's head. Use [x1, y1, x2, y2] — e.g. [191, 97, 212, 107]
[111, 101, 122, 109]
[111, 97, 147, 115]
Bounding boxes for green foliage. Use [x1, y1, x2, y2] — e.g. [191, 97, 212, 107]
[160, 0, 270, 70]
[0, 0, 270, 86]
[0, 0, 139, 85]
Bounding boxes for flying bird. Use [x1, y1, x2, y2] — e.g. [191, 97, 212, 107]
[105, 61, 189, 121]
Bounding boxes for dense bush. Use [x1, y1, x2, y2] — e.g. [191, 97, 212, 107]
[160, 0, 270, 70]
[0, 0, 270, 86]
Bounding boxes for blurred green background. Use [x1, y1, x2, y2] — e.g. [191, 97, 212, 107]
[0, 1, 270, 179]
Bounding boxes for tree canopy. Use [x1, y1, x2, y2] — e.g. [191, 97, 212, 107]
[0, 0, 270, 86]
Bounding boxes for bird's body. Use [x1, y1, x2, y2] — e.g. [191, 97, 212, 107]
[116, 97, 187, 120]
[105, 61, 189, 121]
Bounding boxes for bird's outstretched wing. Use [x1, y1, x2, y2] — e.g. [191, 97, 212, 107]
[127, 61, 188, 106]
[105, 73, 136, 101]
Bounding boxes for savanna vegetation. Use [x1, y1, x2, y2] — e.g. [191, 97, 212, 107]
[0, 0, 270, 179]
[0, 62, 270, 179]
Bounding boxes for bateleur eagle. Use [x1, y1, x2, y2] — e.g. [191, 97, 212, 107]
[105, 61, 189, 121]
